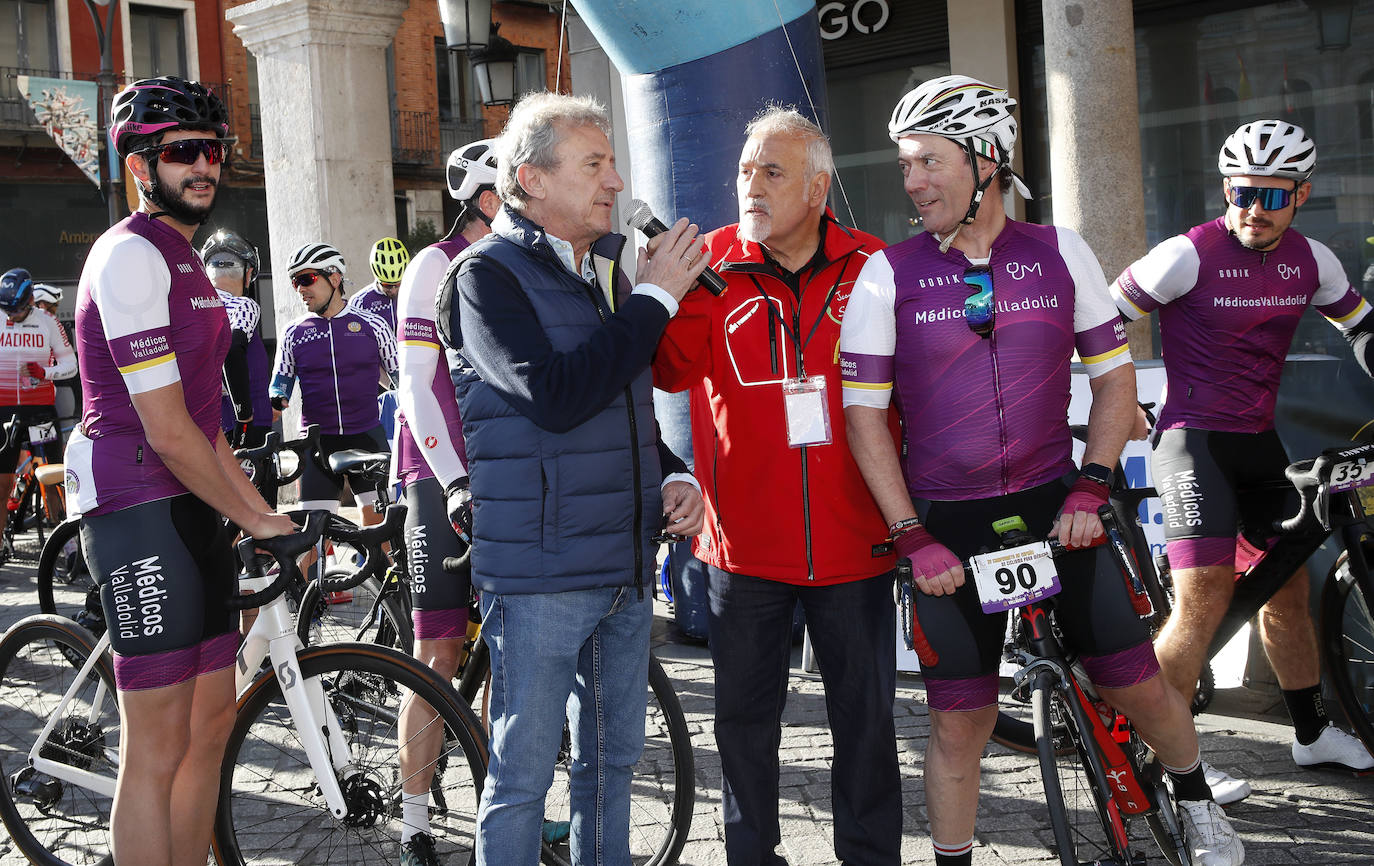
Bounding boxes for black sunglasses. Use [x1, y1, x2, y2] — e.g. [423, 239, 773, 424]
[135, 138, 231, 166]
[1224, 183, 1296, 211]
[963, 266, 995, 337]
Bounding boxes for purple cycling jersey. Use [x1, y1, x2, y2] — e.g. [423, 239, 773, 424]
[270, 308, 398, 436]
[840, 221, 1132, 501]
[345, 284, 399, 335]
[396, 237, 469, 488]
[65, 212, 231, 517]
[1113, 217, 1370, 433]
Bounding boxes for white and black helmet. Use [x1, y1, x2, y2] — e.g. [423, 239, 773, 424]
[31, 284, 62, 305]
[447, 139, 499, 201]
[287, 242, 346, 277]
[1219, 120, 1315, 180]
[889, 74, 1020, 166]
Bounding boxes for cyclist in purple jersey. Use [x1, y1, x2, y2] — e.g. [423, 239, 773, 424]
[271, 241, 398, 520]
[841, 76, 1241, 866]
[343, 236, 407, 337]
[201, 228, 273, 451]
[392, 138, 499, 864]
[1112, 120, 1374, 791]
[66, 76, 294, 866]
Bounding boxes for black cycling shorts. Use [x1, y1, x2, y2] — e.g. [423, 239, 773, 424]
[914, 477, 1154, 709]
[298, 425, 388, 508]
[83, 494, 238, 691]
[403, 477, 471, 640]
[1151, 428, 1294, 569]
[0, 405, 61, 471]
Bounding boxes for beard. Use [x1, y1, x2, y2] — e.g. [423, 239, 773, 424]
[739, 212, 771, 245]
[146, 168, 219, 226]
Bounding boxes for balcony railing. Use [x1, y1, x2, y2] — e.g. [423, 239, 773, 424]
[392, 109, 437, 165]
[439, 118, 485, 160]
[1, 68, 233, 138]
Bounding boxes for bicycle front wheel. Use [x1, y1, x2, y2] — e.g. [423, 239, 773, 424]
[0, 614, 119, 866]
[212, 642, 487, 866]
[1321, 550, 1374, 753]
[538, 654, 694, 866]
[1031, 669, 1132, 866]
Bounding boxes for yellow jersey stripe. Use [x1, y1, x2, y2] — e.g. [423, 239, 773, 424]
[1080, 343, 1131, 366]
[118, 354, 176, 375]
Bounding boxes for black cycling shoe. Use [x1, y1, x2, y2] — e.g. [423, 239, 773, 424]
[399, 831, 439, 866]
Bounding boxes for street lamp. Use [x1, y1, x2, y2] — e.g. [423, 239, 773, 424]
[438, 0, 492, 51]
[471, 24, 518, 107]
[1310, 0, 1354, 51]
[82, 0, 120, 226]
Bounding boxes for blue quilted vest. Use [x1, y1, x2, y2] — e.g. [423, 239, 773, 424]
[451, 213, 663, 594]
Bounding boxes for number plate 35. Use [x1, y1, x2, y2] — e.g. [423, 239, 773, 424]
[1330, 458, 1374, 493]
[970, 541, 1061, 614]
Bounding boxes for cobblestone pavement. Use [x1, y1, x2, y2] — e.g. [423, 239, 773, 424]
[0, 527, 1370, 864]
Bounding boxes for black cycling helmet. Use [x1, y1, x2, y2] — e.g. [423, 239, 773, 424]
[110, 76, 230, 158]
[0, 268, 35, 313]
[200, 228, 260, 274]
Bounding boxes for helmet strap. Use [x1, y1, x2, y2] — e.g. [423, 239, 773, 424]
[960, 140, 999, 226]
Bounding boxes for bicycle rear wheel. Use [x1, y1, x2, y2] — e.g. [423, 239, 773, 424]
[35, 520, 104, 640]
[295, 571, 413, 652]
[1031, 669, 1132, 866]
[538, 655, 694, 866]
[212, 642, 486, 866]
[1321, 550, 1374, 753]
[0, 614, 119, 866]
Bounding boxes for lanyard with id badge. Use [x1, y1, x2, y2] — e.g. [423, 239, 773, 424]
[746, 259, 849, 450]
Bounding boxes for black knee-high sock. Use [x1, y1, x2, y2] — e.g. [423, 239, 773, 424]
[1282, 685, 1330, 745]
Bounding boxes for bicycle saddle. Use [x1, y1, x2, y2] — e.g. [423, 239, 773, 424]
[327, 449, 391, 477]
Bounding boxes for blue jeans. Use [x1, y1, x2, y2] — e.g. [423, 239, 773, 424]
[707, 567, 901, 866]
[475, 586, 652, 866]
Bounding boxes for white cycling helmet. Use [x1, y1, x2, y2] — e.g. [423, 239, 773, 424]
[1218, 120, 1315, 180]
[31, 284, 62, 306]
[888, 75, 1032, 245]
[447, 138, 499, 201]
[287, 242, 346, 277]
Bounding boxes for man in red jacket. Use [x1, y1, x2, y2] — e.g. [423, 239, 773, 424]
[653, 106, 900, 866]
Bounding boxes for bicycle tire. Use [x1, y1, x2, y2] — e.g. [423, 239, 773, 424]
[295, 571, 413, 652]
[1321, 550, 1374, 754]
[211, 642, 487, 866]
[1031, 669, 1132, 866]
[0, 614, 119, 866]
[35, 519, 104, 639]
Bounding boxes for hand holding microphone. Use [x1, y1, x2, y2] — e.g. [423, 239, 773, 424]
[627, 199, 727, 297]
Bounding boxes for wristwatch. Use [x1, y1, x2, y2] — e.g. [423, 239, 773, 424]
[1079, 462, 1113, 487]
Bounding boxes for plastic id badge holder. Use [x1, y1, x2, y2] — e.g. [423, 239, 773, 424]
[783, 375, 832, 448]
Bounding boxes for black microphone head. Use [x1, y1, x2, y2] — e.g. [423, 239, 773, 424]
[625, 199, 661, 234]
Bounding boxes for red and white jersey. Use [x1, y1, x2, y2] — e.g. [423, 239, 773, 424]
[0, 308, 77, 406]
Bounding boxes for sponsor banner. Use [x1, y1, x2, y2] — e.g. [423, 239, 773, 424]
[16, 76, 101, 187]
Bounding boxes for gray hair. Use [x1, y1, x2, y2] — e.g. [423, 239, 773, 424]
[495, 91, 613, 208]
[744, 104, 834, 181]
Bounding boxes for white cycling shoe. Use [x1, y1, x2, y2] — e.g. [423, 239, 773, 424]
[1179, 799, 1245, 866]
[1202, 762, 1252, 806]
[1292, 724, 1374, 771]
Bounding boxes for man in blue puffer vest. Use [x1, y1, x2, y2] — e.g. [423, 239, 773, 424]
[441, 92, 707, 866]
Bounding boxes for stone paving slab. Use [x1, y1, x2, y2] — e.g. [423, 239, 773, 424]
[0, 528, 1371, 864]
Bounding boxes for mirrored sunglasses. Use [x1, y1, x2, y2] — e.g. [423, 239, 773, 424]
[136, 138, 231, 166]
[291, 271, 327, 288]
[963, 266, 995, 338]
[1225, 184, 1294, 211]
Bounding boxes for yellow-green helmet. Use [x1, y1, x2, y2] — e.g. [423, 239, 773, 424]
[370, 236, 409, 284]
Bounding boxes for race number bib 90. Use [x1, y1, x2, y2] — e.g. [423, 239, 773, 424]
[970, 541, 1061, 614]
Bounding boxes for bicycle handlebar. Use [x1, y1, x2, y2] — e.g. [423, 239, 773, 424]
[1277, 441, 1374, 536]
[315, 504, 409, 593]
[233, 424, 323, 487]
[229, 510, 329, 610]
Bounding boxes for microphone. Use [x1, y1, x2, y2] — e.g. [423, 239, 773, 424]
[625, 199, 727, 296]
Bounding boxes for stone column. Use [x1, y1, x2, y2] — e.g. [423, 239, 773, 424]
[1042, 0, 1152, 356]
[227, 0, 408, 343]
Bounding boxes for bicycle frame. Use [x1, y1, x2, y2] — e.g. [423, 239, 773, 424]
[24, 552, 361, 818]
